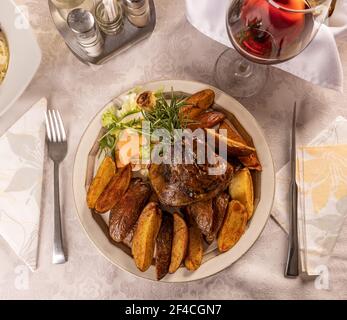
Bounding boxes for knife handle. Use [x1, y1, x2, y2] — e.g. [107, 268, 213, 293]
[285, 181, 299, 278]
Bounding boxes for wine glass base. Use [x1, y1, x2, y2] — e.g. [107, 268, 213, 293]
[214, 49, 269, 98]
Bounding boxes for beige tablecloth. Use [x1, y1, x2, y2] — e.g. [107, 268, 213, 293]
[0, 0, 347, 299]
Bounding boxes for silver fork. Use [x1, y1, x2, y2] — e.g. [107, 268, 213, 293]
[45, 109, 68, 264]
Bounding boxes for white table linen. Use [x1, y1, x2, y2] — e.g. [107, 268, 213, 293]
[273, 117, 347, 276]
[0, 98, 46, 271]
[0, 0, 346, 299]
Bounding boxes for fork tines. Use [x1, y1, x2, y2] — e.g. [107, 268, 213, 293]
[45, 109, 67, 143]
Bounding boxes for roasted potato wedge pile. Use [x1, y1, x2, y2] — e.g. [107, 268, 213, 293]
[86, 88, 261, 280]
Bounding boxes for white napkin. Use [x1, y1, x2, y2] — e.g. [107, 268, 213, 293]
[272, 116, 347, 276]
[0, 98, 47, 271]
[185, 0, 347, 91]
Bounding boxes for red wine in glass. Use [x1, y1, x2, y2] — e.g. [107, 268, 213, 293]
[228, 0, 315, 64]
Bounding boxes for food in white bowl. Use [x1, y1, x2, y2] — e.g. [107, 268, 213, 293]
[73, 79, 275, 282]
[0, 28, 9, 84]
[0, 0, 41, 116]
[86, 87, 262, 280]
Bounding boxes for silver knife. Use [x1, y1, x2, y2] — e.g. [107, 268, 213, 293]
[285, 102, 299, 278]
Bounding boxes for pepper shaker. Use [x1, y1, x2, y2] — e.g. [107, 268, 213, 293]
[67, 8, 104, 57]
[124, 0, 150, 28]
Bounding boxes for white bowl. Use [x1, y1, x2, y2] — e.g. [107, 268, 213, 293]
[73, 80, 275, 282]
[0, 0, 41, 116]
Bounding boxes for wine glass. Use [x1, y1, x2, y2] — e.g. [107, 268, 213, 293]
[214, 0, 332, 97]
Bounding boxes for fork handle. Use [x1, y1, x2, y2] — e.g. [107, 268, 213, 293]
[53, 161, 67, 264]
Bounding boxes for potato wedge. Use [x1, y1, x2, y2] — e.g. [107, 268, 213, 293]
[184, 221, 203, 271]
[219, 120, 245, 144]
[217, 200, 247, 252]
[187, 199, 213, 236]
[185, 89, 215, 110]
[229, 168, 254, 220]
[169, 213, 188, 274]
[94, 164, 132, 213]
[179, 89, 215, 121]
[187, 111, 226, 130]
[205, 192, 229, 244]
[132, 202, 162, 272]
[206, 128, 255, 157]
[219, 120, 262, 171]
[156, 214, 173, 280]
[109, 178, 151, 242]
[239, 153, 262, 171]
[87, 156, 116, 209]
[179, 105, 203, 121]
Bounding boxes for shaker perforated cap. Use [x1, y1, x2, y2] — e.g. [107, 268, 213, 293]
[67, 8, 96, 34]
[124, 0, 146, 9]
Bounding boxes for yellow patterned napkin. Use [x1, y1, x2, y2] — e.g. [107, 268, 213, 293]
[273, 117, 347, 276]
[0, 98, 47, 271]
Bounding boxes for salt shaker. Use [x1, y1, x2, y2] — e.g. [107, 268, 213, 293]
[51, 0, 95, 21]
[67, 8, 104, 57]
[124, 0, 150, 28]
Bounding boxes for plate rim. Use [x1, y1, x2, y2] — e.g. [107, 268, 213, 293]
[72, 79, 275, 283]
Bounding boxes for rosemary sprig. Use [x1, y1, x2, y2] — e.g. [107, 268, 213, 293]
[141, 90, 189, 140]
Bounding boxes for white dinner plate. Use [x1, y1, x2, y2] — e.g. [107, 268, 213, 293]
[0, 0, 41, 116]
[73, 80, 275, 282]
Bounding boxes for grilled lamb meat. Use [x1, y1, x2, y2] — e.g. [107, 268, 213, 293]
[186, 199, 214, 236]
[149, 141, 233, 207]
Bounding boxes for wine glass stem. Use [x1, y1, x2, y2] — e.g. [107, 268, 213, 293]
[214, 48, 268, 97]
[235, 58, 253, 78]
